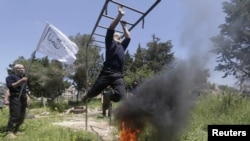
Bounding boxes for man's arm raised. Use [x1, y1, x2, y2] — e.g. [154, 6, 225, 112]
[120, 20, 130, 38]
[109, 5, 125, 30]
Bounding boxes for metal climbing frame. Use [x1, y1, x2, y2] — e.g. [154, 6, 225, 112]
[84, 0, 161, 130]
[86, 0, 161, 49]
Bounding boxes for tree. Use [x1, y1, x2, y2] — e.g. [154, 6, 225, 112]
[9, 55, 71, 100]
[124, 35, 174, 86]
[132, 44, 153, 82]
[44, 60, 68, 101]
[70, 33, 102, 102]
[28, 57, 50, 98]
[133, 44, 147, 70]
[70, 34, 89, 93]
[28, 58, 69, 101]
[146, 34, 174, 73]
[211, 0, 250, 83]
[124, 50, 133, 72]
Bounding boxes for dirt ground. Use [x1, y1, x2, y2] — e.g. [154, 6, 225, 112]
[50, 108, 119, 141]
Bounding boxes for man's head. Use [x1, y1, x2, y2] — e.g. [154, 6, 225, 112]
[14, 64, 25, 76]
[132, 80, 138, 87]
[113, 32, 121, 43]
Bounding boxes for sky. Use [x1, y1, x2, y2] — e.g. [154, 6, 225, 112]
[0, 0, 237, 87]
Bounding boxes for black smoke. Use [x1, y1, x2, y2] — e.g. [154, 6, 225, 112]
[114, 58, 203, 141]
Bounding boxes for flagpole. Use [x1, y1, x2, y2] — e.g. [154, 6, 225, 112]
[25, 51, 37, 77]
[18, 23, 50, 98]
[18, 50, 36, 98]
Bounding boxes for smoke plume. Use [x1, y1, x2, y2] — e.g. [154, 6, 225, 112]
[114, 57, 204, 141]
[113, 1, 226, 140]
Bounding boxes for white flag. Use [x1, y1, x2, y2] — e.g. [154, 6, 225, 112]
[37, 23, 79, 64]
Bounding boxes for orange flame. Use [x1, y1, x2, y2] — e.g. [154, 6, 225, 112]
[119, 121, 140, 141]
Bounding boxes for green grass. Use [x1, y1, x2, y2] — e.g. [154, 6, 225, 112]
[135, 90, 250, 141]
[179, 91, 250, 141]
[0, 91, 249, 141]
[0, 100, 103, 141]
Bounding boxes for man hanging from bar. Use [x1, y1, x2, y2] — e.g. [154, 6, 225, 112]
[82, 5, 131, 102]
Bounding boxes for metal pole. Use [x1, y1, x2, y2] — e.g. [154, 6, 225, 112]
[86, 0, 110, 48]
[128, 0, 161, 32]
[18, 22, 50, 98]
[85, 41, 89, 130]
[109, 0, 144, 14]
[19, 50, 36, 98]
[85, 0, 110, 131]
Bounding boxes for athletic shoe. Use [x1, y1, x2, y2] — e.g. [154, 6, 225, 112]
[6, 132, 17, 139]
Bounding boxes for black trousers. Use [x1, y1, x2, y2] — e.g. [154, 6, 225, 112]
[6, 95, 27, 132]
[102, 97, 112, 116]
[87, 70, 126, 102]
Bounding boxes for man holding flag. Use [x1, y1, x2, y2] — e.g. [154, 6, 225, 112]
[5, 64, 30, 138]
[3, 21, 79, 139]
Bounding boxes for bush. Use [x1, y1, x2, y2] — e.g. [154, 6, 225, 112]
[179, 90, 250, 141]
[28, 100, 43, 109]
[48, 101, 70, 112]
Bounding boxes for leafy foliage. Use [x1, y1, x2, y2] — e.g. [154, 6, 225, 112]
[6, 32, 211, 105]
[211, 0, 250, 82]
[124, 35, 174, 86]
[7, 56, 71, 102]
[179, 91, 250, 141]
[70, 34, 102, 94]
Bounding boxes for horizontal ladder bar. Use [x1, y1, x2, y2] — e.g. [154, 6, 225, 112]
[93, 33, 105, 37]
[102, 15, 133, 26]
[91, 40, 105, 44]
[109, 0, 144, 14]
